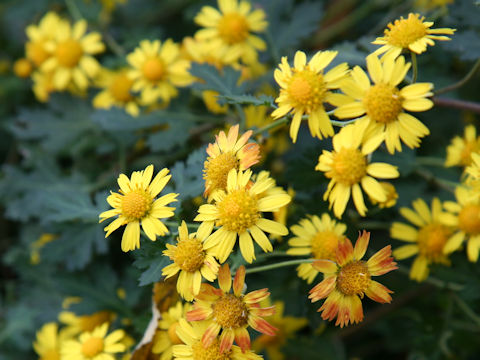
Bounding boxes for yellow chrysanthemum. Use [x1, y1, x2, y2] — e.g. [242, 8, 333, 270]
[195, 169, 291, 263]
[194, 0, 268, 65]
[93, 68, 140, 116]
[368, 182, 398, 208]
[126, 39, 192, 106]
[32, 70, 56, 102]
[182, 36, 238, 69]
[61, 323, 125, 360]
[287, 214, 347, 284]
[162, 221, 219, 301]
[203, 124, 260, 198]
[41, 19, 105, 91]
[315, 123, 399, 218]
[372, 13, 455, 58]
[392, 198, 452, 282]
[13, 58, 33, 78]
[332, 54, 432, 154]
[440, 186, 480, 262]
[99, 165, 178, 252]
[310, 231, 397, 328]
[33, 322, 71, 360]
[59, 311, 115, 337]
[445, 125, 480, 167]
[271, 50, 349, 143]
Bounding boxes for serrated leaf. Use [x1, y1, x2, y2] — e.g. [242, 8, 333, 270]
[190, 63, 245, 95]
[137, 257, 170, 286]
[168, 148, 206, 201]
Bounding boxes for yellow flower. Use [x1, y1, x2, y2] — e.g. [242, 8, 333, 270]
[465, 152, 480, 190]
[195, 169, 291, 263]
[372, 13, 455, 58]
[13, 58, 33, 78]
[182, 36, 238, 68]
[93, 68, 140, 116]
[315, 123, 399, 218]
[61, 323, 125, 360]
[271, 187, 295, 242]
[415, 0, 454, 11]
[194, 0, 268, 65]
[203, 124, 260, 198]
[392, 198, 452, 282]
[162, 221, 219, 301]
[202, 90, 229, 114]
[41, 19, 105, 91]
[309, 231, 397, 328]
[99, 165, 178, 252]
[59, 311, 115, 337]
[271, 50, 349, 143]
[33, 322, 71, 360]
[30, 233, 57, 265]
[332, 54, 432, 154]
[287, 214, 347, 284]
[126, 39, 192, 105]
[368, 182, 398, 208]
[445, 125, 480, 167]
[32, 70, 56, 102]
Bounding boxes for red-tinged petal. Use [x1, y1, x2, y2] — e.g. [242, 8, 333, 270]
[250, 306, 275, 317]
[367, 245, 398, 276]
[248, 316, 277, 336]
[195, 283, 222, 301]
[336, 238, 354, 266]
[233, 265, 246, 296]
[234, 327, 251, 353]
[309, 276, 337, 302]
[244, 289, 270, 304]
[312, 259, 338, 274]
[353, 230, 370, 260]
[335, 296, 351, 328]
[219, 328, 235, 354]
[218, 263, 232, 293]
[365, 280, 393, 303]
[201, 323, 221, 348]
[186, 307, 212, 321]
[318, 290, 342, 321]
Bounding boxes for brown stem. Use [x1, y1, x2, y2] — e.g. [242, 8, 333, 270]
[433, 97, 480, 114]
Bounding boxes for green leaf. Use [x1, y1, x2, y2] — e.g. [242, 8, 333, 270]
[443, 30, 480, 62]
[133, 240, 170, 286]
[190, 63, 246, 95]
[168, 148, 206, 202]
[216, 94, 275, 107]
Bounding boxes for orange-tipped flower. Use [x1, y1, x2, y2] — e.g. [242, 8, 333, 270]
[309, 231, 397, 328]
[186, 264, 276, 353]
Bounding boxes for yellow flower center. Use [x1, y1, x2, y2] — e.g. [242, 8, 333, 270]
[417, 223, 450, 259]
[287, 69, 326, 113]
[192, 339, 231, 360]
[40, 349, 61, 360]
[81, 337, 104, 358]
[384, 14, 428, 48]
[212, 294, 249, 328]
[336, 260, 370, 296]
[79, 311, 113, 332]
[142, 58, 165, 82]
[174, 237, 206, 272]
[55, 39, 83, 67]
[27, 41, 49, 67]
[458, 204, 480, 235]
[204, 152, 239, 193]
[122, 190, 152, 220]
[311, 231, 342, 260]
[167, 321, 183, 345]
[217, 189, 259, 233]
[328, 148, 367, 186]
[217, 13, 249, 44]
[109, 73, 134, 102]
[363, 83, 403, 124]
[14, 58, 33, 78]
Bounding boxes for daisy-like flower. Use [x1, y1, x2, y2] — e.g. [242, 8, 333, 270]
[287, 214, 347, 284]
[173, 318, 262, 360]
[32, 70, 56, 102]
[99, 165, 178, 252]
[126, 39, 192, 106]
[41, 19, 105, 91]
[186, 264, 276, 353]
[195, 169, 291, 263]
[203, 124, 260, 198]
[368, 182, 398, 209]
[391, 198, 452, 282]
[271, 50, 349, 143]
[61, 323, 125, 360]
[332, 54, 432, 154]
[34, 322, 71, 360]
[162, 221, 220, 301]
[445, 125, 480, 167]
[59, 311, 115, 337]
[465, 153, 480, 191]
[194, 0, 268, 65]
[93, 68, 140, 116]
[372, 13, 455, 58]
[440, 186, 480, 262]
[309, 231, 397, 328]
[315, 123, 399, 218]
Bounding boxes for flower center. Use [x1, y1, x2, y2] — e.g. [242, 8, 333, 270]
[311, 231, 342, 261]
[458, 204, 480, 235]
[27, 41, 49, 67]
[40, 349, 61, 360]
[217, 189, 259, 233]
[79, 311, 113, 332]
[417, 223, 451, 259]
[212, 294, 249, 328]
[110, 73, 134, 102]
[174, 237, 206, 272]
[384, 13, 428, 48]
[192, 339, 231, 360]
[363, 83, 403, 124]
[287, 69, 326, 113]
[167, 322, 183, 345]
[204, 152, 239, 193]
[81, 337, 104, 358]
[336, 260, 370, 296]
[217, 13, 249, 44]
[122, 190, 152, 220]
[55, 39, 83, 67]
[328, 148, 367, 186]
[142, 58, 165, 82]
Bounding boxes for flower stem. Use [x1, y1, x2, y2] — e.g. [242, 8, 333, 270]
[163, 221, 199, 229]
[416, 156, 446, 167]
[435, 58, 480, 95]
[245, 259, 313, 274]
[451, 292, 480, 327]
[411, 52, 418, 83]
[65, 0, 83, 21]
[433, 97, 480, 114]
[331, 118, 358, 127]
[253, 117, 288, 136]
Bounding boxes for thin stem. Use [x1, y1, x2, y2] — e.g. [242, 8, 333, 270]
[331, 118, 358, 127]
[253, 117, 288, 136]
[416, 156, 446, 167]
[245, 259, 313, 274]
[433, 97, 480, 114]
[397, 265, 463, 291]
[451, 292, 480, 327]
[411, 52, 418, 83]
[163, 221, 199, 229]
[104, 32, 125, 57]
[435, 58, 480, 95]
[65, 0, 83, 20]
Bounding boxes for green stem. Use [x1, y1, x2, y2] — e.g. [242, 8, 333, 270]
[435, 58, 480, 95]
[451, 292, 480, 327]
[104, 32, 125, 57]
[253, 117, 288, 136]
[416, 156, 446, 167]
[65, 0, 83, 20]
[331, 118, 358, 127]
[245, 259, 313, 274]
[397, 265, 463, 291]
[411, 52, 418, 83]
[163, 221, 199, 229]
